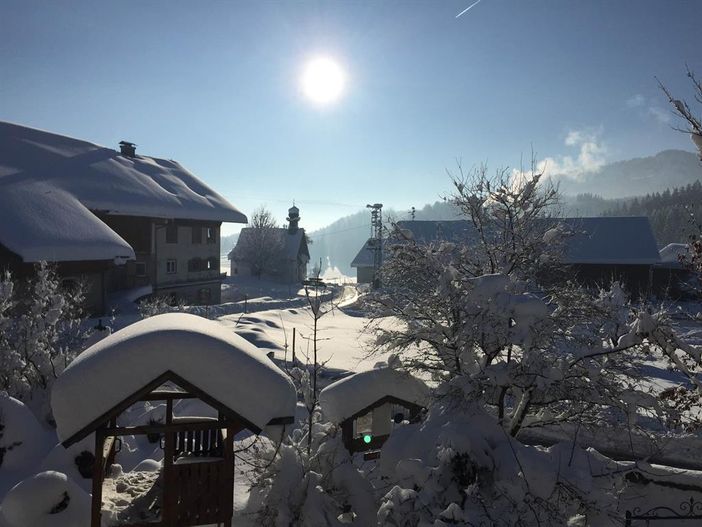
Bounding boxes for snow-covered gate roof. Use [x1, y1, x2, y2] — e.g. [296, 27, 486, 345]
[320, 368, 430, 424]
[0, 121, 247, 262]
[52, 313, 296, 444]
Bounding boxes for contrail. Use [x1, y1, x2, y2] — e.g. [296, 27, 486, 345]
[455, 0, 482, 18]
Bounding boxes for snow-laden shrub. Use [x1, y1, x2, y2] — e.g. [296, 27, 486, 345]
[247, 420, 376, 527]
[0, 263, 87, 416]
[0, 471, 90, 527]
[249, 362, 375, 526]
[377, 398, 623, 527]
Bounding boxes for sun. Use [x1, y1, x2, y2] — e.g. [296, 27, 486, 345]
[300, 56, 346, 105]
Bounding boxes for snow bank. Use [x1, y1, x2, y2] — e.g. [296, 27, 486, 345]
[0, 471, 90, 527]
[52, 313, 296, 443]
[38, 436, 95, 493]
[0, 395, 54, 498]
[319, 367, 429, 423]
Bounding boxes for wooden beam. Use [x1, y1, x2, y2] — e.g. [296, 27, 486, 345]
[63, 371, 178, 447]
[103, 420, 231, 437]
[91, 429, 105, 527]
[139, 390, 196, 401]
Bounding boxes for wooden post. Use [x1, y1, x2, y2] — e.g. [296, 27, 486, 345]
[91, 429, 105, 527]
[223, 424, 235, 525]
[292, 327, 296, 364]
[163, 398, 174, 525]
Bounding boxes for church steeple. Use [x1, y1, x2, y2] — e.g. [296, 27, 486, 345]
[287, 203, 300, 234]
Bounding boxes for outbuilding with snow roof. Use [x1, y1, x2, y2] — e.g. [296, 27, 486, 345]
[320, 365, 430, 457]
[51, 313, 296, 527]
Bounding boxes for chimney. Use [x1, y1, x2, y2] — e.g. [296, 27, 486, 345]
[119, 141, 136, 157]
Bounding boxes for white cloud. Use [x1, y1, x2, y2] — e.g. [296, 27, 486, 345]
[535, 128, 607, 180]
[625, 94, 673, 125]
[626, 94, 645, 108]
[647, 106, 673, 124]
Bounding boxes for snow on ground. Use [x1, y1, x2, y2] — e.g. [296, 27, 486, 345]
[0, 471, 91, 527]
[218, 297, 391, 373]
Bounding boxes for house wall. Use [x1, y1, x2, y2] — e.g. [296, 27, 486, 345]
[101, 215, 226, 306]
[356, 267, 374, 284]
[153, 220, 223, 304]
[0, 244, 113, 314]
[569, 264, 653, 296]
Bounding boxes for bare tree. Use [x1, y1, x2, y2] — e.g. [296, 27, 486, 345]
[659, 66, 702, 160]
[659, 68, 702, 276]
[235, 206, 284, 279]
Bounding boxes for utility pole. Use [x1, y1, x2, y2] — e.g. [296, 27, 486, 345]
[409, 206, 416, 221]
[366, 203, 383, 289]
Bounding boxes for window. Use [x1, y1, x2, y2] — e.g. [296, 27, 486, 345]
[192, 226, 202, 244]
[166, 224, 178, 244]
[135, 262, 146, 277]
[166, 259, 177, 274]
[206, 227, 216, 244]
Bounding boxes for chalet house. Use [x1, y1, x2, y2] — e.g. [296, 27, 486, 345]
[0, 121, 247, 313]
[351, 217, 663, 294]
[228, 205, 310, 284]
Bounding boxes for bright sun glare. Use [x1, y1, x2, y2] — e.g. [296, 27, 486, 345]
[300, 57, 346, 105]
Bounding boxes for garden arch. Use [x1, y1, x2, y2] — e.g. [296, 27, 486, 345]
[52, 313, 296, 527]
[320, 367, 429, 458]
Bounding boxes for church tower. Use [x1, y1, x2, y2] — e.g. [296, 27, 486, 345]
[287, 204, 300, 234]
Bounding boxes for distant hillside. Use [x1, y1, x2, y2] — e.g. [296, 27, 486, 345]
[603, 180, 702, 247]
[555, 149, 701, 198]
[220, 233, 239, 257]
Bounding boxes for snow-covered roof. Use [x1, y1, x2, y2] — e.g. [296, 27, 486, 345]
[0, 121, 247, 262]
[350, 238, 377, 268]
[320, 368, 430, 424]
[350, 217, 661, 268]
[51, 313, 296, 443]
[557, 217, 660, 265]
[0, 183, 135, 263]
[229, 227, 309, 262]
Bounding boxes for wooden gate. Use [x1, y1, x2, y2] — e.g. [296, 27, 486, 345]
[170, 459, 230, 525]
[162, 424, 234, 527]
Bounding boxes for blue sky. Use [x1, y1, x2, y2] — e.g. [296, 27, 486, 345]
[1, 0, 700, 234]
